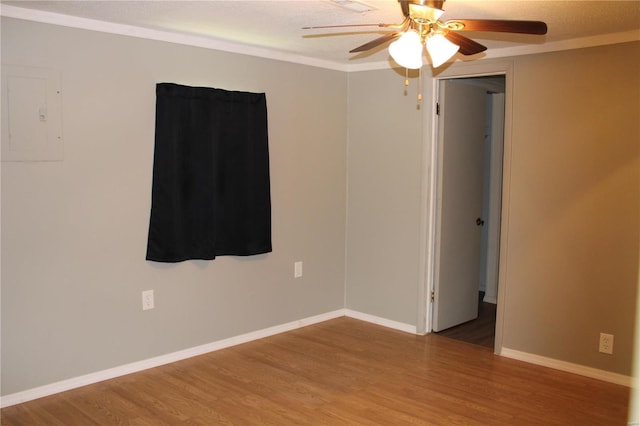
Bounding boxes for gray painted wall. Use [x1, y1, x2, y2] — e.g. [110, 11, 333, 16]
[346, 42, 639, 376]
[1, 18, 347, 395]
[502, 43, 639, 375]
[2, 15, 638, 397]
[345, 69, 424, 326]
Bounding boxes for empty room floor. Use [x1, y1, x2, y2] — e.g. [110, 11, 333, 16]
[1, 317, 630, 425]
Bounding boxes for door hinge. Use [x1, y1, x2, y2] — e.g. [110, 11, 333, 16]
[430, 290, 435, 302]
[436, 102, 440, 115]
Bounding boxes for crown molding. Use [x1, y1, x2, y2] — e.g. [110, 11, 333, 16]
[2, 4, 639, 73]
[0, 4, 350, 72]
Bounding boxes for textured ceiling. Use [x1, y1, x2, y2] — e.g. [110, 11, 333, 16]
[2, 0, 639, 69]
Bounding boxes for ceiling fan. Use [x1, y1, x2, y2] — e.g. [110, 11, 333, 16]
[305, 0, 547, 69]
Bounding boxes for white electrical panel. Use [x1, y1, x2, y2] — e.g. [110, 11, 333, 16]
[2, 65, 63, 161]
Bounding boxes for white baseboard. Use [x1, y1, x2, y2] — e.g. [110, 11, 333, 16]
[7, 312, 629, 408]
[482, 295, 497, 304]
[345, 309, 417, 334]
[500, 347, 634, 387]
[0, 309, 346, 408]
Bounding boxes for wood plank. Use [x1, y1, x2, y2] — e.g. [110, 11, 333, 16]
[1, 317, 630, 425]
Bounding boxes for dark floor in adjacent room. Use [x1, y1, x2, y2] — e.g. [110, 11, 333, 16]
[436, 292, 497, 349]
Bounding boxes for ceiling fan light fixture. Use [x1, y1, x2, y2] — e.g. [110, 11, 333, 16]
[389, 29, 424, 69]
[425, 32, 459, 68]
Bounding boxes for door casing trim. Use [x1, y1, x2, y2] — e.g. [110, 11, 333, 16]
[417, 60, 514, 355]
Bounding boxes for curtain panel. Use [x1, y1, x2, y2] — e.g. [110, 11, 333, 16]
[146, 83, 272, 262]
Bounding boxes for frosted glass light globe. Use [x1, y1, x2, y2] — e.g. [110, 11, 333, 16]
[426, 33, 460, 68]
[389, 30, 424, 70]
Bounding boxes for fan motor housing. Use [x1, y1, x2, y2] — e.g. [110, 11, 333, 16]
[399, 0, 445, 19]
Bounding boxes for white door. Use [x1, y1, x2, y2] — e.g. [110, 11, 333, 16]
[483, 93, 505, 304]
[432, 79, 487, 332]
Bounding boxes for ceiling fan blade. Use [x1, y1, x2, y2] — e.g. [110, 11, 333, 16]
[444, 31, 487, 56]
[302, 23, 397, 30]
[350, 32, 401, 53]
[445, 19, 548, 35]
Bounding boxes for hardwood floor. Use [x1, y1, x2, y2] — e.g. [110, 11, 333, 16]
[1, 317, 630, 425]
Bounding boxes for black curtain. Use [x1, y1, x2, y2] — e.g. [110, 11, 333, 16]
[146, 83, 271, 262]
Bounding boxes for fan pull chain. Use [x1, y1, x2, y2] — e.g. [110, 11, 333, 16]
[418, 67, 422, 102]
[403, 68, 423, 102]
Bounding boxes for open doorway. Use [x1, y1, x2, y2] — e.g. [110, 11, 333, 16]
[431, 75, 505, 350]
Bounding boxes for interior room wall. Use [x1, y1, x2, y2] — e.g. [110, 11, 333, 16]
[1, 17, 348, 396]
[346, 41, 639, 376]
[2, 14, 638, 400]
[502, 41, 639, 375]
[345, 69, 424, 327]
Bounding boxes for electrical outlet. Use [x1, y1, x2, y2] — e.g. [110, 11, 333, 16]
[294, 261, 303, 278]
[599, 333, 614, 354]
[142, 290, 154, 311]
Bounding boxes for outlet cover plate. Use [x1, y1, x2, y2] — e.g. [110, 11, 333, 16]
[142, 290, 154, 311]
[599, 333, 614, 354]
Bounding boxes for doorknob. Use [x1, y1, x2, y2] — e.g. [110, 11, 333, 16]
[476, 217, 485, 227]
